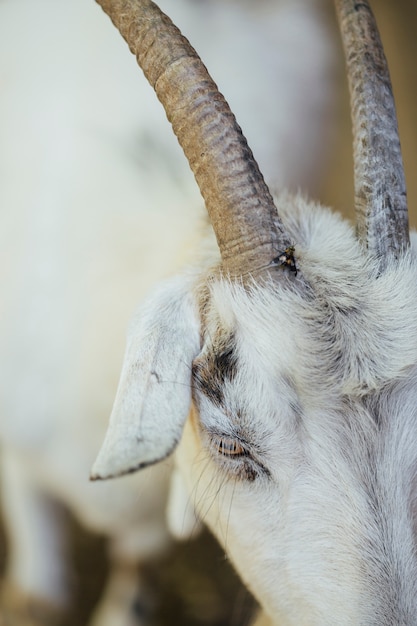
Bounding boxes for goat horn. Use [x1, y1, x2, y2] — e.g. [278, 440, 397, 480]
[335, 0, 409, 267]
[94, 0, 291, 277]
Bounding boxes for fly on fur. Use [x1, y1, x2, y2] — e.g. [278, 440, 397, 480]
[273, 245, 298, 276]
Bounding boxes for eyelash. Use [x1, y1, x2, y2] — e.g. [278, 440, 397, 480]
[205, 432, 268, 482]
[193, 391, 270, 481]
[214, 436, 246, 457]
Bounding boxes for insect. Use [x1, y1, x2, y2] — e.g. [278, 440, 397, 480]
[273, 245, 298, 276]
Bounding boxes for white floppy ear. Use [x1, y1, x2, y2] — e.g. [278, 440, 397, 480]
[91, 274, 200, 480]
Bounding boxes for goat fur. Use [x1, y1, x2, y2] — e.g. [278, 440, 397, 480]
[95, 193, 417, 625]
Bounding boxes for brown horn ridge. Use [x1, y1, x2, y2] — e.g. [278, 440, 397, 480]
[94, 0, 292, 278]
[335, 0, 409, 268]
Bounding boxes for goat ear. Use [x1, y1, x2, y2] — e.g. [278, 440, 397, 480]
[91, 275, 200, 480]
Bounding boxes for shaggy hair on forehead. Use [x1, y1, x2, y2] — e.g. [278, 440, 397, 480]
[196, 193, 417, 404]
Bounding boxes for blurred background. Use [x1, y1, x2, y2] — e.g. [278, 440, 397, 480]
[0, 1, 416, 625]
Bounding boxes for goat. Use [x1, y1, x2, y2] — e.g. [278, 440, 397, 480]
[91, 0, 417, 625]
[0, 0, 335, 624]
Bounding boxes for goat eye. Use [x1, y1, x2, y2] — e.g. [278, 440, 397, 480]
[204, 431, 270, 482]
[216, 437, 246, 457]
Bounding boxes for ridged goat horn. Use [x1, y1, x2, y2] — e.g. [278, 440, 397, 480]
[335, 0, 409, 267]
[94, 0, 292, 277]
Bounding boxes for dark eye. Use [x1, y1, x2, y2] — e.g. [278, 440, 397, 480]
[215, 436, 246, 457]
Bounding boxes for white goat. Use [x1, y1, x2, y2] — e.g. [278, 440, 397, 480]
[0, 0, 335, 624]
[92, 1, 417, 625]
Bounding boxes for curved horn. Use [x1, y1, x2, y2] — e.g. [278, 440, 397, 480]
[335, 0, 409, 267]
[95, 0, 291, 277]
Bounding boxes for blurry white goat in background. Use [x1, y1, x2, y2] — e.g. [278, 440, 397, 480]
[0, 0, 335, 624]
[92, 1, 417, 625]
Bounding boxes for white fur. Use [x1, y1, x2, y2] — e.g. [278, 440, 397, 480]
[175, 204, 417, 625]
[0, 0, 335, 623]
[98, 197, 417, 625]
